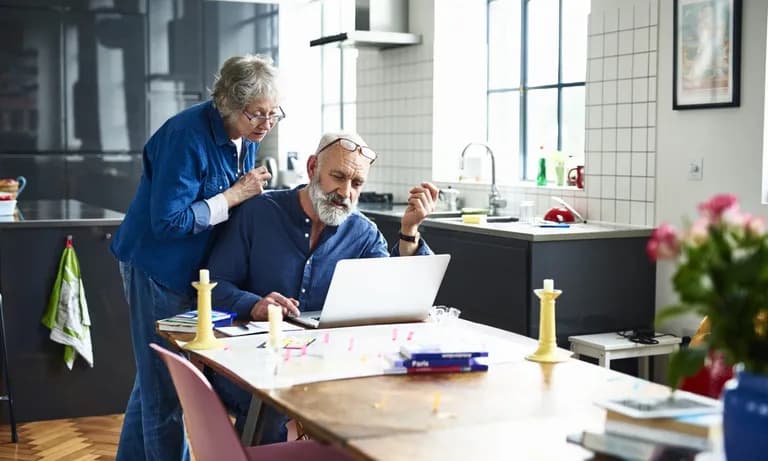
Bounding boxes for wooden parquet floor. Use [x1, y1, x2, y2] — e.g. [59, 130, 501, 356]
[0, 414, 122, 461]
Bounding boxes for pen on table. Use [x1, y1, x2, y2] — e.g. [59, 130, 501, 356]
[538, 223, 570, 228]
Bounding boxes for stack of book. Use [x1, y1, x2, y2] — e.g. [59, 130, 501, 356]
[568, 393, 722, 459]
[157, 309, 234, 333]
[385, 342, 489, 374]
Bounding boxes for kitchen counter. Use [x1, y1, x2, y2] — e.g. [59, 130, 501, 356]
[0, 199, 132, 422]
[359, 204, 652, 241]
[0, 199, 124, 228]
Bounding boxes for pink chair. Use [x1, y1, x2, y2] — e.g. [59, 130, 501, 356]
[150, 343, 353, 461]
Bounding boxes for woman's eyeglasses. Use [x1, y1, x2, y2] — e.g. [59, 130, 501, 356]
[243, 106, 286, 126]
[317, 137, 377, 164]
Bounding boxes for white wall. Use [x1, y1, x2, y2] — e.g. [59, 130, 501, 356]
[656, 0, 768, 335]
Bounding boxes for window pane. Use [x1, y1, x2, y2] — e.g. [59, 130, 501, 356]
[527, 0, 559, 87]
[342, 103, 356, 132]
[322, 104, 341, 132]
[322, 47, 341, 104]
[488, 0, 521, 89]
[562, 0, 589, 83]
[488, 91, 520, 181]
[561, 86, 586, 157]
[525, 88, 558, 181]
[341, 48, 358, 102]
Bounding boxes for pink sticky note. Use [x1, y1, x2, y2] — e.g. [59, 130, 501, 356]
[407, 331, 414, 341]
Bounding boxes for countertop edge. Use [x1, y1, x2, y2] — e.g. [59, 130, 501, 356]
[360, 207, 652, 241]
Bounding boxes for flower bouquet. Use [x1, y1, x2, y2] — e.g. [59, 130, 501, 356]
[647, 194, 768, 388]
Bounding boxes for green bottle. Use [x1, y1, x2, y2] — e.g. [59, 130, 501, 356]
[536, 157, 547, 186]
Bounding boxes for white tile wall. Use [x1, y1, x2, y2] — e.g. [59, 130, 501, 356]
[358, 1, 658, 225]
[584, 0, 658, 226]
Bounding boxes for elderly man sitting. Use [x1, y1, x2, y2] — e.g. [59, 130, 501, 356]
[206, 131, 439, 443]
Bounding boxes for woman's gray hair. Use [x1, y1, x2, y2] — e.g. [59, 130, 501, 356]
[211, 54, 280, 120]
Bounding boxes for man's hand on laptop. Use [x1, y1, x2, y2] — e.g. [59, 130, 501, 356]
[250, 292, 301, 320]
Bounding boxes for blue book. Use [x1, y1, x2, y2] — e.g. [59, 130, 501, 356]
[399, 343, 489, 360]
[158, 309, 234, 332]
[386, 353, 479, 368]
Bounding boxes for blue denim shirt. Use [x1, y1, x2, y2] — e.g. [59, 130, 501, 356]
[207, 187, 432, 318]
[111, 100, 259, 294]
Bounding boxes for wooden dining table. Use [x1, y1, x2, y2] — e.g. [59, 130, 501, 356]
[160, 320, 678, 460]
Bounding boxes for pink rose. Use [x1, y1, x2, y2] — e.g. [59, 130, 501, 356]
[746, 215, 766, 237]
[687, 217, 710, 246]
[698, 194, 739, 222]
[647, 223, 681, 261]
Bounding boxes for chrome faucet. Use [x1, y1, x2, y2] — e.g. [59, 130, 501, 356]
[459, 142, 507, 216]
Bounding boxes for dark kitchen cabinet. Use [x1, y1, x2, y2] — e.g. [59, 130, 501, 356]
[0, 1, 145, 14]
[0, 220, 134, 422]
[0, 6, 64, 152]
[0, 5, 146, 153]
[63, 9, 147, 152]
[363, 212, 656, 347]
[422, 226, 529, 335]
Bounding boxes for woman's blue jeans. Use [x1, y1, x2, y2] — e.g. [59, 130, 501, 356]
[116, 261, 192, 461]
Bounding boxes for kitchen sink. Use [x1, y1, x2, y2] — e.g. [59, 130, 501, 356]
[428, 214, 519, 223]
[429, 210, 463, 218]
[486, 216, 518, 223]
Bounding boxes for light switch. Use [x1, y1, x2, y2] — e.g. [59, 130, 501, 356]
[688, 158, 703, 181]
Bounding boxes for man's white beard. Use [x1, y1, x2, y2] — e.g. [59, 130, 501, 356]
[308, 178, 355, 226]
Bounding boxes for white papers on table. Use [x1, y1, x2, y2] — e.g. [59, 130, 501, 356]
[216, 321, 305, 337]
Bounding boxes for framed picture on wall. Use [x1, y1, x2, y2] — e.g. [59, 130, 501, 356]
[673, 0, 742, 109]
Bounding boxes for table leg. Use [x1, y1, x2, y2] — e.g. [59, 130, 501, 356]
[599, 353, 610, 370]
[639, 356, 650, 380]
[241, 396, 264, 446]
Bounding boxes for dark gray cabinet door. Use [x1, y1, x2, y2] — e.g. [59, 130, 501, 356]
[421, 227, 529, 335]
[0, 6, 63, 152]
[63, 10, 146, 152]
[0, 225, 134, 422]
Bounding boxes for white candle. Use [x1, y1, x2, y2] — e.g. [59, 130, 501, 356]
[267, 304, 282, 348]
[199, 269, 209, 284]
[543, 279, 554, 292]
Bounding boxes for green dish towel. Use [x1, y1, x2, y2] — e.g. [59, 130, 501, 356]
[41, 238, 93, 370]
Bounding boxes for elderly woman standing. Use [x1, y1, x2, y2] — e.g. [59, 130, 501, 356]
[110, 54, 284, 461]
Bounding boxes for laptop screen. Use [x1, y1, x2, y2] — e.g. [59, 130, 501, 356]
[315, 254, 451, 328]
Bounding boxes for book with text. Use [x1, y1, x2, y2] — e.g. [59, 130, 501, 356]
[385, 353, 480, 369]
[386, 360, 489, 375]
[399, 342, 488, 361]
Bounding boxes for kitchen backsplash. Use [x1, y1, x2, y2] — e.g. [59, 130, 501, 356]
[356, 0, 658, 226]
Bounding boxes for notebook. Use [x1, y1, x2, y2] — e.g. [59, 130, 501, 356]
[288, 254, 451, 329]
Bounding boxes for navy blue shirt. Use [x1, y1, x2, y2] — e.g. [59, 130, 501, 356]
[111, 100, 259, 294]
[208, 187, 432, 318]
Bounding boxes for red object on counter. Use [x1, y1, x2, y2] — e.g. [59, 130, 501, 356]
[543, 206, 576, 223]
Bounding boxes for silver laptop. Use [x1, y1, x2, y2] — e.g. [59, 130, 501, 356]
[289, 254, 451, 329]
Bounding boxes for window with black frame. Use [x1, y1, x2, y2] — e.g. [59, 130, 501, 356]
[487, 0, 589, 183]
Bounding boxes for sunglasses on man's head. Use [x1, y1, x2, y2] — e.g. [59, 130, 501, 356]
[317, 138, 377, 164]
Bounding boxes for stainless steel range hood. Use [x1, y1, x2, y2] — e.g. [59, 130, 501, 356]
[310, 0, 421, 49]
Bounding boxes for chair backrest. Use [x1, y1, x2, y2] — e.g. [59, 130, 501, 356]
[150, 343, 249, 461]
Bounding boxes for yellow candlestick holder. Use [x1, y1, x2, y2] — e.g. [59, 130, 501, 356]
[526, 289, 570, 363]
[183, 278, 224, 350]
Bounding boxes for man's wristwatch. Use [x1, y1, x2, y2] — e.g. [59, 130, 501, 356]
[398, 231, 419, 243]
